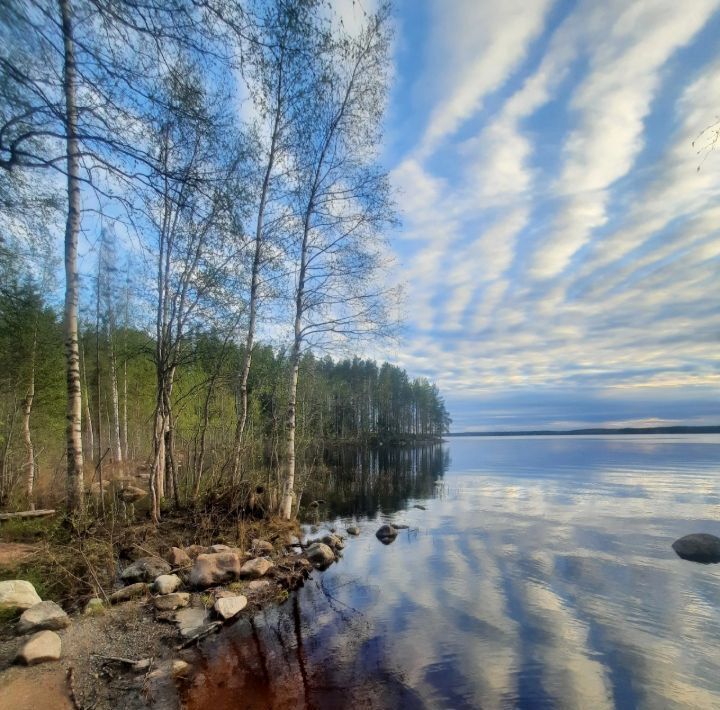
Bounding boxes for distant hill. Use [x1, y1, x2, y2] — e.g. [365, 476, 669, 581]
[447, 425, 720, 437]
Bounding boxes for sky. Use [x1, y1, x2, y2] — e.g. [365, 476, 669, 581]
[335, 0, 720, 431]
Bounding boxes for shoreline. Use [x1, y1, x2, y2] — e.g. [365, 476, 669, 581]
[0, 518, 347, 709]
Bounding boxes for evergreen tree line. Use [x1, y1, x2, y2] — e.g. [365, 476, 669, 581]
[0, 266, 450, 511]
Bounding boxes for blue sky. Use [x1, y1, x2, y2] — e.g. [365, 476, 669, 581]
[334, 0, 720, 431]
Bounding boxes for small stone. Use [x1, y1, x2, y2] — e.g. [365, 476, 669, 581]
[166, 547, 192, 568]
[251, 539, 274, 555]
[175, 607, 209, 638]
[239, 558, 273, 579]
[84, 598, 105, 615]
[110, 582, 148, 604]
[184, 544, 208, 559]
[0, 580, 42, 612]
[17, 601, 69, 634]
[375, 524, 398, 544]
[154, 574, 181, 595]
[121, 557, 171, 584]
[214, 595, 248, 620]
[16, 630, 62, 665]
[209, 544, 231, 553]
[132, 658, 151, 672]
[305, 542, 335, 568]
[321, 534, 345, 551]
[154, 592, 190, 611]
[346, 526, 360, 536]
[246, 580, 272, 593]
[172, 659, 191, 677]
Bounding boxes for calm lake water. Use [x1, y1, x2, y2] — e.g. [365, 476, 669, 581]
[185, 435, 720, 709]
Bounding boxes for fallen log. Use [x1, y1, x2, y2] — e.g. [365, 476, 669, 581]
[0, 509, 56, 521]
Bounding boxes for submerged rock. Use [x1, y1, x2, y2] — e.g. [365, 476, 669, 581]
[305, 542, 335, 568]
[189, 552, 242, 588]
[346, 526, 360, 536]
[16, 630, 62, 665]
[17, 601, 69, 634]
[121, 557, 171, 584]
[672, 533, 720, 563]
[0, 580, 42, 612]
[375, 524, 398, 544]
[413, 504, 426, 510]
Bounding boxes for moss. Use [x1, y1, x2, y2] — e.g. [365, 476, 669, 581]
[200, 593, 214, 609]
[226, 582, 244, 594]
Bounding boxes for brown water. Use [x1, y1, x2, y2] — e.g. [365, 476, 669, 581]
[184, 435, 720, 709]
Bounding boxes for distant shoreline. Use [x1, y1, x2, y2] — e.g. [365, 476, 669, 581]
[447, 425, 720, 437]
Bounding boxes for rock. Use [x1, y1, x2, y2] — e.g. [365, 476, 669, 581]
[117, 485, 147, 503]
[209, 544, 231, 553]
[132, 658, 152, 672]
[16, 630, 61, 665]
[174, 607, 209, 638]
[84, 598, 105, 615]
[214, 595, 247, 620]
[246, 580, 272, 592]
[305, 542, 335, 568]
[239, 557, 274, 579]
[393, 524, 410, 530]
[189, 552, 242, 588]
[672, 533, 720, 563]
[375, 524, 398, 544]
[166, 547, 192, 568]
[154, 592, 190, 611]
[0, 580, 42, 612]
[252, 539, 274, 555]
[17, 601, 69, 634]
[321, 534, 345, 551]
[329, 527, 336, 533]
[413, 504, 426, 510]
[346, 526, 360, 536]
[154, 574, 182, 595]
[121, 557, 171, 584]
[172, 659, 191, 677]
[110, 582, 148, 604]
[184, 545, 208, 559]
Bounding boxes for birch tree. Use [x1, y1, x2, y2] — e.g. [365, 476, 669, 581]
[280, 5, 396, 519]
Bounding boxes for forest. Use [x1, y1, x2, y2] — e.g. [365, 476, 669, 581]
[0, 0, 450, 521]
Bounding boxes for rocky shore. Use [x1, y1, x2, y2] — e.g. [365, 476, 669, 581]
[0, 527, 352, 710]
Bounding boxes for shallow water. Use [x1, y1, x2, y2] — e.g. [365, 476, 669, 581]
[184, 435, 720, 709]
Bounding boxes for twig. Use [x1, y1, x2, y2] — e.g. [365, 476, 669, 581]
[176, 620, 223, 649]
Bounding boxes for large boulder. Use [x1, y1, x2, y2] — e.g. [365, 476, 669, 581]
[117, 485, 147, 503]
[189, 552, 242, 588]
[16, 630, 62, 665]
[121, 557, 171, 584]
[17, 601, 69, 634]
[0, 580, 42, 612]
[305, 542, 335, 568]
[672, 533, 720, 563]
[375, 524, 398, 545]
[166, 547, 192, 568]
[214, 595, 247, 620]
[239, 557, 274, 579]
[154, 574, 182, 595]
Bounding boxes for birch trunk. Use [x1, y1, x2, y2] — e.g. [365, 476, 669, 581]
[22, 329, 37, 509]
[60, 0, 84, 512]
[80, 342, 94, 462]
[108, 338, 122, 464]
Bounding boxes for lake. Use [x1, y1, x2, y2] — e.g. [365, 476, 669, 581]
[184, 435, 720, 709]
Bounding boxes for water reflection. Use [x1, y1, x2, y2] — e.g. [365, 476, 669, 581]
[303, 444, 449, 518]
[184, 435, 720, 709]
